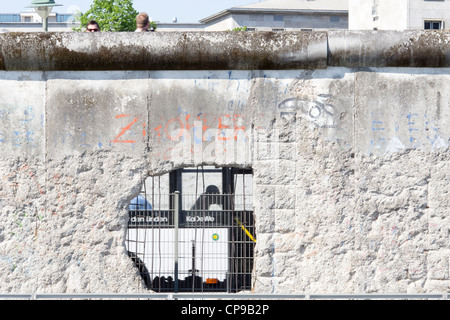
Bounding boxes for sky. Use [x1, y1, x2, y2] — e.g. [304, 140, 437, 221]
[0, 0, 259, 23]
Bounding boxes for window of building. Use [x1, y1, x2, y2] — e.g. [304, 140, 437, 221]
[126, 166, 255, 293]
[24, 17, 32, 23]
[272, 28, 285, 32]
[249, 15, 264, 21]
[273, 15, 284, 22]
[0, 14, 20, 23]
[424, 20, 443, 29]
[372, 0, 379, 15]
[56, 14, 73, 23]
[330, 16, 340, 23]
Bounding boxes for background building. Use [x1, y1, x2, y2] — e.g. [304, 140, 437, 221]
[0, 11, 75, 32]
[200, 0, 348, 31]
[4, 1, 449, 33]
[0, 0, 349, 32]
[349, 0, 450, 30]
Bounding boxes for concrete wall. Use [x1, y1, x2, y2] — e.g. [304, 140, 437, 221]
[0, 31, 449, 294]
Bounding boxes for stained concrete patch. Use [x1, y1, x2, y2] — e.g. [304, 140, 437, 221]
[45, 72, 150, 159]
[0, 71, 45, 158]
[355, 69, 450, 155]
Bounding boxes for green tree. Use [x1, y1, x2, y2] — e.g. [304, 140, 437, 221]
[227, 26, 248, 31]
[73, 0, 154, 32]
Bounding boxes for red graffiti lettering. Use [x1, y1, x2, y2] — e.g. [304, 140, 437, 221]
[165, 118, 185, 141]
[112, 115, 138, 143]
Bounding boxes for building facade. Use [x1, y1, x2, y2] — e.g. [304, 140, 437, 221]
[200, 0, 348, 31]
[0, 11, 75, 32]
[349, 0, 450, 30]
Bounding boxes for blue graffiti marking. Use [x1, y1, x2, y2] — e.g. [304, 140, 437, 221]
[372, 121, 385, 131]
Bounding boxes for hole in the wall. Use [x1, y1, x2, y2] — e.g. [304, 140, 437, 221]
[125, 166, 255, 293]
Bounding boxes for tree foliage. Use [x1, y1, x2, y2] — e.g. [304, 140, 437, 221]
[227, 26, 248, 31]
[73, 0, 149, 32]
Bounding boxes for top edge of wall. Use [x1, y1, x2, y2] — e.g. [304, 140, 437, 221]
[0, 30, 449, 71]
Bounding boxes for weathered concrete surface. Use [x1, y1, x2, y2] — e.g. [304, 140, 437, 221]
[0, 32, 328, 71]
[1, 31, 450, 71]
[328, 30, 450, 68]
[0, 32, 449, 294]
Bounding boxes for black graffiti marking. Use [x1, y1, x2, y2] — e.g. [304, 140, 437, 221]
[278, 95, 337, 128]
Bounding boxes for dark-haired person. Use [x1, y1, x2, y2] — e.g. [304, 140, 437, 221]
[86, 20, 100, 32]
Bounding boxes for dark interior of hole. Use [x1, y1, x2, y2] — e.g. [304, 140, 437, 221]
[126, 166, 255, 293]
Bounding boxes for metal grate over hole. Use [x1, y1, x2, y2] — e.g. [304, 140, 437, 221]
[126, 167, 255, 293]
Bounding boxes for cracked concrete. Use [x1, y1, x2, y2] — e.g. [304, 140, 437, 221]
[0, 32, 449, 294]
